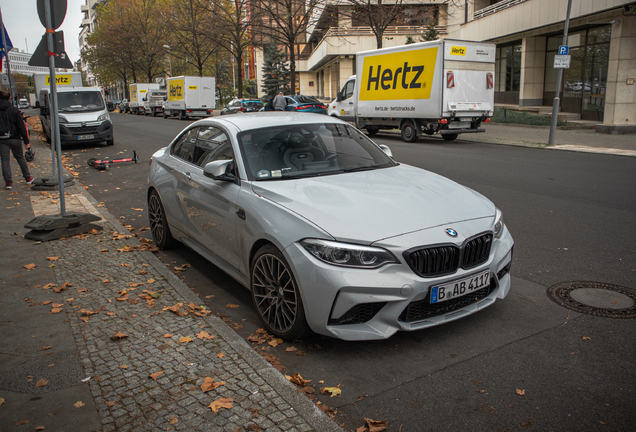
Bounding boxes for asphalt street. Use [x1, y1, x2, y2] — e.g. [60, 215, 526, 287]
[54, 110, 636, 431]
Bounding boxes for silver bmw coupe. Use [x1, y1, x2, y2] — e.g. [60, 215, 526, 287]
[147, 113, 514, 341]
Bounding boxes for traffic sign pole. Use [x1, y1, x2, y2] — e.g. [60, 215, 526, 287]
[548, 0, 573, 146]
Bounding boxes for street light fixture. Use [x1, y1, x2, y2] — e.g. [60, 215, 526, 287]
[163, 45, 172, 77]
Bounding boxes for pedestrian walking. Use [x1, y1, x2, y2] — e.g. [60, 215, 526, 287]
[0, 89, 33, 189]
[273, 91, 287, 111]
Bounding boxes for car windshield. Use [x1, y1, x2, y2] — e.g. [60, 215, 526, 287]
[237, 123, 396, 181]
[57, 91, 105, 113]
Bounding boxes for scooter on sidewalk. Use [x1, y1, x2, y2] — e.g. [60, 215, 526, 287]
[87, 151, 139, 171]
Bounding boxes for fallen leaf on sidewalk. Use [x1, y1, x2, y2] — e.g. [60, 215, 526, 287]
[225, 304, 240, 308]
[105, 401, 116, 407]
[196, 330, 214, 340]
[24, 263, 37, 270]
[40, 301, 52, 305]
[516, 389, 526, 396]
[209, 397, 233, 412]
[357, 418, 388, 432]
[163, 334, 173, 338]
[42, 283, 57, 290]
[35, 379, 48, 387]
[149, 371, 164, 380]
[119, 365, 129, 369]
[51, 303, 64, 308]
[285, 346, 298, 352]
[320, 387, 341, 397]
[40, 346, 52, 351]
[217, 353, 225, 358]
[13, 420, 30, 426]
[74, 401, 85, 408]
[169, 415, 178, 425]
[178, 336, 193, 344]
[521, 420, 532, 427]
[35, 426, 45, 430]
[128, 282, 145, 288]
[201, 377, 225, 392]
[111, 332, 128, 341]
[0, 397, 4, 406]
[46, 257, 59, 261]
[50, 308, 63, 314]
[286, 373, 310, 387]
[581, 336, 591, 340]
[139, 270, 148, 275]
[267, 338, 283, 347]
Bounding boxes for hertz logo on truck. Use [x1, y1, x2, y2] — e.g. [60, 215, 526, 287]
[360, 47, 438, 101]
[169, 79, 185, 101]
[45, 75, 72, 86]
[451, 46, 466, 56]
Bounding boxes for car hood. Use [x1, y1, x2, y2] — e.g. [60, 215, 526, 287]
[59, 112, 107, 123]
[250, 164, 495, 243]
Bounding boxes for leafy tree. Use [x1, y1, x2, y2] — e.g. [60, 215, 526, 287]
[127, 0, 166, 83]
[420, 22, 439, 42]
[261, 43, 290, 96]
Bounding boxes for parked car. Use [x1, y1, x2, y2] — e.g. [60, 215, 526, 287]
[106, 100, 115, 111]
[219, 98, 263, 115]
[146, 113, 514, 341]
[263, 95, 327, 114]
[119, 99, 129, 113]
[18, 98, 29, 109]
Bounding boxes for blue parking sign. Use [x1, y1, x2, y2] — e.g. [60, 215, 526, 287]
[558, 45, 569, 55]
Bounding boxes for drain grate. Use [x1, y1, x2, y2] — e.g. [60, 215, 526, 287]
[547, 281, 636, 318]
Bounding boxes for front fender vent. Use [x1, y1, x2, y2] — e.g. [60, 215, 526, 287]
[328, 302, 387, 326]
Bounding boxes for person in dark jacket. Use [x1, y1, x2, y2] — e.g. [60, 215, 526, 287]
[0, 90, 33, 189]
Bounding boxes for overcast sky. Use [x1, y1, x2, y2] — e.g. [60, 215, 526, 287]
[1, 0, 83, 62]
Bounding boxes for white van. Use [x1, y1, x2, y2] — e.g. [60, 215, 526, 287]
[39, 87, 114, 146]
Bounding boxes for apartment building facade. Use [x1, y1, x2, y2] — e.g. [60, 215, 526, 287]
[78, 0, 103, 86]
[273, 0, 634, 134]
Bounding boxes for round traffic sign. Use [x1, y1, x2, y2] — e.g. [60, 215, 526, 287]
[37, 0, 67, 30]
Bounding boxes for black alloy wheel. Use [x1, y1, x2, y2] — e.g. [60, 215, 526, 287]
[148, 190, 177, 249]
[251, 245, 310, 340]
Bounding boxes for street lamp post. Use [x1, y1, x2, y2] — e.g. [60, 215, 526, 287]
[163, 45, 172, 76]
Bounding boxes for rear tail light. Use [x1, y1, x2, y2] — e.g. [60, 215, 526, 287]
[207, 110, 211, 114]
[239, 107, 245, 112]
[187, 110, 192, 113]
[440, 119, 448, 124]
[485, 118, 491, 122]
[318, 105, 326, 109]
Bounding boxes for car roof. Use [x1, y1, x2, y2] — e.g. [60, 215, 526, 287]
[197, 112, 344, 132]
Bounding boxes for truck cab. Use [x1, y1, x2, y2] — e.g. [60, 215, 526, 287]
[328, 76, 356, 122]
[39, 87, 114, 147]
[143, 90, 168, 117]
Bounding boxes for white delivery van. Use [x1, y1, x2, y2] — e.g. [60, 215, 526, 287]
[129, 83, 160, 115]
[164, 76, 215, 120]
[328, 39, 496, 142]
[143, 89, 168, 117]
[39, 87, 113, 147]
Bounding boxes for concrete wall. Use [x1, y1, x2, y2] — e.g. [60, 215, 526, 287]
[519, 36, 546, 106]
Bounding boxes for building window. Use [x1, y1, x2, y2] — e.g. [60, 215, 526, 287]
[495, 42, 521, 92]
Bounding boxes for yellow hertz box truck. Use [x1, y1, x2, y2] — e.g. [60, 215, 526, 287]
[328, 39, 496, 142]
[129, 83, 160, 115]
[164, 76, 215, 120]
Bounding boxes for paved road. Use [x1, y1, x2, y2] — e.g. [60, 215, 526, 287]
[60, 112, 636, 431]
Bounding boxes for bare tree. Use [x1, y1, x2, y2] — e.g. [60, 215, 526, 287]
[252, 0, 323, 95]
[160, 0, 219, 77]
[342, 0, 405, 49]
[128, 0, 166, 82]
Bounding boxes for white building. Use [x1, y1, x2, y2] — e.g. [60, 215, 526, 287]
[78, 0, 103, 86]
[1, 48, 52, 75]
[273, 0, 634, 134]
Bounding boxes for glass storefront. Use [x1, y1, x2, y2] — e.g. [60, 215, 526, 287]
[544, 26, 610, 121]
[495, 42, 522, 104]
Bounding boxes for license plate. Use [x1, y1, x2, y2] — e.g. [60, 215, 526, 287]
[78, 135, 94, 140]
[191, 111, 206, 115]
[430, 269, 491, 304]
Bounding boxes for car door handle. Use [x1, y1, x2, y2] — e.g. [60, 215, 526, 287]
[182, 171, 191, 181]
[237, 209, 246, 220]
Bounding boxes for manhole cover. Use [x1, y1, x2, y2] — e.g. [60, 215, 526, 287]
[547, 281, 636, 318]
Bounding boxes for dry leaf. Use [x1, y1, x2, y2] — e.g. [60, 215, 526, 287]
[105, 401, 116, 407]
[320, 387, 341, 397]
[209, 397, 233, 412]
[286, 373, 311, 387]
[581, 336, 591, 340]
[178, 336, 193, 344]
[46, 257, 59, 261]
[163, 334, 173, 338]
[35, 379, 48, 387]
[169, 415, 178, 425]
[217, 353, 225, 358]
[516, 389, 526, 396]
[40, 301, 52, 305]
[196, 330, 214, 340]
[40, 346, 52, 351]
[13, 420, 30, 426]
[357, 418, 388, 432]
[285, 346, 298, 352]
[0, 397, 4, 406]
[35, 426, 45, 431]
[74, 401, 85, 408]
[110, 332, 128, 341]
[149, 371, 164, 380]
[119, 365, 129, 369]
[24, 263, 37, 270]
[225, 304, 240, 308]
[267, 338, 283, 347]
[201, 377, 225, 392]
[50, 308, 63, 314]
[51, 303, 64, 308]
[521, 420, 532, 428]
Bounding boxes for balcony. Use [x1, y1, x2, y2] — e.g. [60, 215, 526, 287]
[81, 17, 92, 27]
[473, 0, 528, 20]
[81, 4, 89, 13]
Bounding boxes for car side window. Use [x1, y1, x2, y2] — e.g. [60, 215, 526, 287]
[344, 80, 355, 99]
[194, 126, 233, 168]
[171, 127, 200, 163]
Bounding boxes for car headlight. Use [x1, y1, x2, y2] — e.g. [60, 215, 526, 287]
[97, 113, 110, 122]
[58, 115, 68, 124]
[494, 208, 504, 239]
[300, 239, 398, 268]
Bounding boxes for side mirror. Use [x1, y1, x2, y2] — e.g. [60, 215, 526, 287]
[336, 91, 342, 102]
[204, 160, 236, 182]
[142, 97, 147, 101]
[378, 144, 393, 159]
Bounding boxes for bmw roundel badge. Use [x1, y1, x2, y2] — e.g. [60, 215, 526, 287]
[445, 228, 458, 237]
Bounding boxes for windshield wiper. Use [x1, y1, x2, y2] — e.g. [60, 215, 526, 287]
[281, 170, 346, 179]
[343, 166, 378, 173]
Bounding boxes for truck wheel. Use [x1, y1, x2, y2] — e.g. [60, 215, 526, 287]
[401, 121, 418, 143]
[366, 126, 380, 136]
[442, 133, 458, 141]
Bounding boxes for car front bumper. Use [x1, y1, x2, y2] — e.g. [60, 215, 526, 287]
[60, 120, 113, 144]
[284, 219, 514, 341]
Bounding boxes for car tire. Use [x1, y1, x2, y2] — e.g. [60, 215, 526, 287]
[251, 244, 311, 341]
[442, 133, 459, 141]
[401, 121, 418, 143]
[366, 126, 380, 136]
[148, 190, 178, 250]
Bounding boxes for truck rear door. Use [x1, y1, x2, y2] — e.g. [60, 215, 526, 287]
[442, 41, 495, 121]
